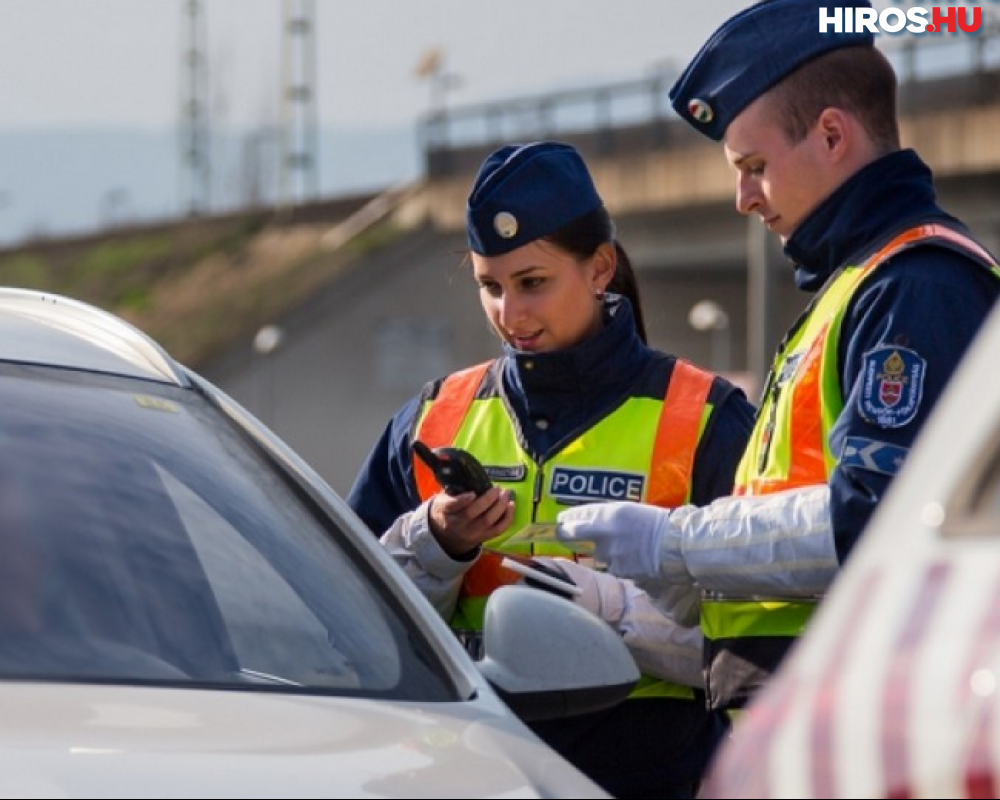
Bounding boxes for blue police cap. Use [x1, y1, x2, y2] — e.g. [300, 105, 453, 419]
[466, 141, 603, 256]
[669, 0, 875, 141]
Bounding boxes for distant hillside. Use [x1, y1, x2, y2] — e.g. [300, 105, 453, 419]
[0, 190, 411, 367]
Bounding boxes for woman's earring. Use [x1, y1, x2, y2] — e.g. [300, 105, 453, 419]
[595, 289, 605, 301]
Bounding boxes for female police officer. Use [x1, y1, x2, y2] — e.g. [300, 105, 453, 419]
[348, 140, 755, 798]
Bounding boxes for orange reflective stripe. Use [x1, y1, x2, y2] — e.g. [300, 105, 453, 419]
[745, 224, 993, 497]
[740, 476, 822, 495]
[786, 324, 829, 489]
[742, 329, 831, 498]
[459, 549, 522, 598]
[648, 359, 714, 506]
[870, 223, 996, 267]
[790, 224, 993, 486]
[414, 360, 491, 499]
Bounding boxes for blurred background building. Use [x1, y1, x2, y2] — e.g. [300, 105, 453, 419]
[0, 5, 998, 495]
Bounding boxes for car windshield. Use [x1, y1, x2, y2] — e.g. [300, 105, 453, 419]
[0, 362, 456, 701]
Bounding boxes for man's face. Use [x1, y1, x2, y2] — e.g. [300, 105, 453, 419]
[722, 95, 839, 243]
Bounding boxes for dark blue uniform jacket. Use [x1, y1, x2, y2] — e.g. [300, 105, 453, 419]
[784, 148, 999, 561]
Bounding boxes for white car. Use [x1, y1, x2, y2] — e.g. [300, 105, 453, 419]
[700, 297, 1000, 798]
[0, 288, 638, 798]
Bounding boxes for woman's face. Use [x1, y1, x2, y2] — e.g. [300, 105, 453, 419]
[472, 240, 613, 353]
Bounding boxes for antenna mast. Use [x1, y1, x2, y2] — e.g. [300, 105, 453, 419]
[180, 0, 210, 216]
[280, 0, 319, 207]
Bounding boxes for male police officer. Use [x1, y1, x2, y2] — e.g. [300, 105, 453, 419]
[557, 0, 1000, 711]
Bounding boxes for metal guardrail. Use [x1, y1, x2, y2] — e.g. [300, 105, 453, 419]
[889, 16, 1000, 81]
[419, 21, 1000, 175]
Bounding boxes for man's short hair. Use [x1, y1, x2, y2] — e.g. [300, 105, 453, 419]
[669, 0, 875, 141]
[765, 45, 900, 151]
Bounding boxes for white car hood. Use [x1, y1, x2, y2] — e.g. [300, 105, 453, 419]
[0, 683, 606, 798]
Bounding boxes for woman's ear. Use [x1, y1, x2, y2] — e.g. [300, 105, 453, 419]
[592, 242, 617, 294]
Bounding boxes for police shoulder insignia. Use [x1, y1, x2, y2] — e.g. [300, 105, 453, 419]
[840, 436, 908, 476]
[858, 345, 926, 428]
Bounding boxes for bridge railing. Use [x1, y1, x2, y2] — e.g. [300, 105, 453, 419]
[420, 21, 1000, 178]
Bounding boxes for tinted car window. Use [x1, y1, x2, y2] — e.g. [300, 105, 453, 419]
[0, 363, 454, 701]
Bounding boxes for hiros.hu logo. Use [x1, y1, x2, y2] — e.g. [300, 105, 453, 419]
[819, 2, 990, 34]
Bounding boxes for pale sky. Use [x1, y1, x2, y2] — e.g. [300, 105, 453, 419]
[0, 0, 756, 132]
[0, 0, 982, 244]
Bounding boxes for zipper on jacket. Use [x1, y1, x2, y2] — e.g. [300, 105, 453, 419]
[757, 383, 780, 474]
[531, 465, 545, 521]
[527, 465, 546, 556]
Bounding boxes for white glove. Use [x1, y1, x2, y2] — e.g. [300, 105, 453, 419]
[556, 501, 684, 581]
[535, 557, 703, 684]
[556, 502, 701, 625]
[533, 556, 627, 625]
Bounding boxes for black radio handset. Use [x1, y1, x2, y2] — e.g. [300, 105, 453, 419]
[412, 440, 494, 496]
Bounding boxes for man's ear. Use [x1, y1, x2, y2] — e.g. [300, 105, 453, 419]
[817, 107, 849, 156]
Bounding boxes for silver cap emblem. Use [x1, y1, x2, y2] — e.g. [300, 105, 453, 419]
[494, 211, 518, 239]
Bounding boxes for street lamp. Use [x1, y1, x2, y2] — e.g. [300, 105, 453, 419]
[414, 47, 461, 116]
[253, 324, 285, 427]
[688, 299, 731, 372]
[253, 324, 284, 356]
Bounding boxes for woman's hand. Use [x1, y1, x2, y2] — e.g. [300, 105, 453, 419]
[428, 487, 514, 558]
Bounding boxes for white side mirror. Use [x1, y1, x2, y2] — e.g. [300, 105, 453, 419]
[477, 585, 640, 721]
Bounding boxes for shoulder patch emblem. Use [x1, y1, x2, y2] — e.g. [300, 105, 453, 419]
[858, 345, 926, 428]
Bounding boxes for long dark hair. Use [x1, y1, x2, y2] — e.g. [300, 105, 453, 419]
[544, 206, 649, 344]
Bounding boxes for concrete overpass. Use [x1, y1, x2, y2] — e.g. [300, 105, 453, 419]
[412, 34, 1000, 384]
[205, 35, 1000, 494]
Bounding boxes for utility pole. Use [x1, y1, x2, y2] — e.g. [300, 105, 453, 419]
[746, 217, 786, 390]
[280, 0, 319, 209]
[414, 47, 461, 151]
[180, 0, 210, 217]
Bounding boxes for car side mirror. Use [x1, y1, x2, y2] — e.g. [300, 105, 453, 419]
[476, 584, 640, 721]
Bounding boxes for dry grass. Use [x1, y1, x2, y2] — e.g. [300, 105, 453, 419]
[0, 195, 394, 368]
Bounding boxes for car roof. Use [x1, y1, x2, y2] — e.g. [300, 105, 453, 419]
[0, 288, 186, 385]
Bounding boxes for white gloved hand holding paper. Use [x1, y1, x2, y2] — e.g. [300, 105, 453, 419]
[556, 501, 701, 625]
[555, 501, 684, 580]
